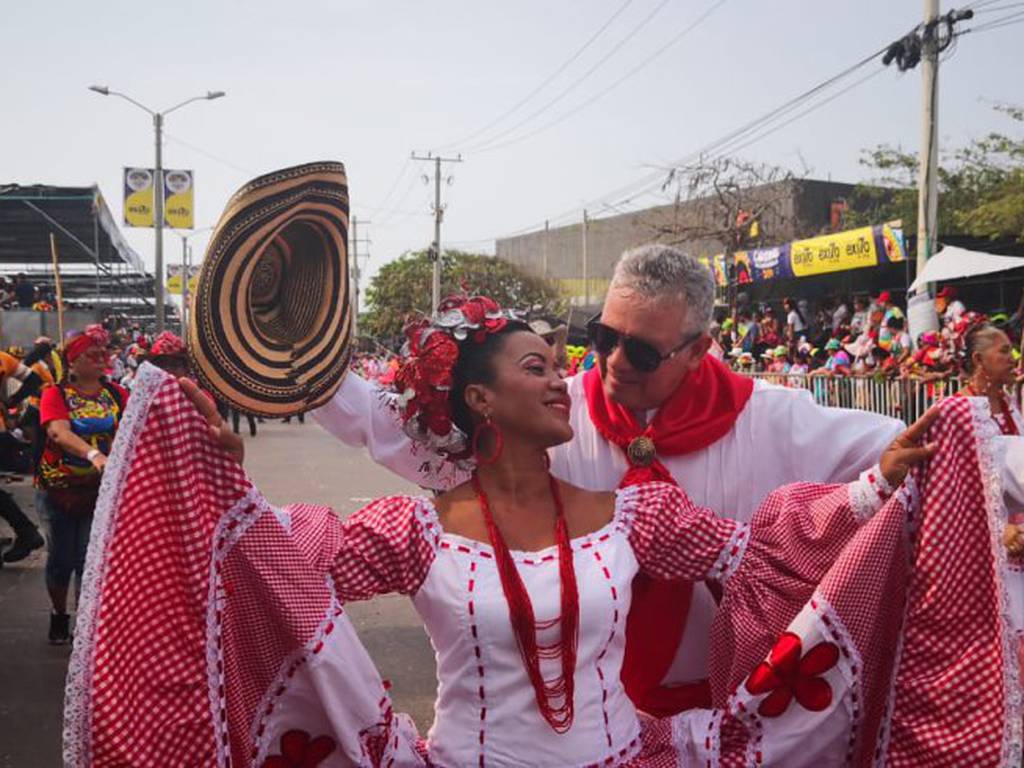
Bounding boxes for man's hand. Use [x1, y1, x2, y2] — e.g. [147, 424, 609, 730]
[179, 378, 244, 465]
[879, 405, 941, 487]
[1003, 524, 1024, 557]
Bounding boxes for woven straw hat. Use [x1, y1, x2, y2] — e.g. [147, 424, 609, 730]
[188, 162, 352, 417]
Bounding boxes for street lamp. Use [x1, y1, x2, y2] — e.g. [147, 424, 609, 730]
[170, 225, 214, 343]
[88, 85, 225, 332]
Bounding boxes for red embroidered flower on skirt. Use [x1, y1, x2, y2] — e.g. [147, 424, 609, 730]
[261, 729, 337, 768]
[358, 711, 395, 768]
[744, 632, 839, 718]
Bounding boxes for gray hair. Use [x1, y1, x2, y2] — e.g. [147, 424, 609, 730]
[609, 243, 715, 334]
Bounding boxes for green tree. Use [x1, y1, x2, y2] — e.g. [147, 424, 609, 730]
[848, 104, 1024, 242]
[361, 249, 566, 341]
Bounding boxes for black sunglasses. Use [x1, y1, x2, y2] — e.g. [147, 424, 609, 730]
[586, 316, 701, 373]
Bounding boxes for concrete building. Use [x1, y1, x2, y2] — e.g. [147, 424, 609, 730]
[495, 178, 860, 312]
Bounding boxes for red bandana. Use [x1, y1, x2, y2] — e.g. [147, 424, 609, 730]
[584, 355, 753, 716]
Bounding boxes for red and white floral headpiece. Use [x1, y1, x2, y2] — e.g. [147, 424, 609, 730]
[149, 331, 187, 357]
[389, 294, 515, 469]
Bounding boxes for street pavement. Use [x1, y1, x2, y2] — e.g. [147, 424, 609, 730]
[0, 418, 435, 767]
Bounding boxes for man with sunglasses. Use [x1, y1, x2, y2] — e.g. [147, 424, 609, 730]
[314, 243, 903, 718]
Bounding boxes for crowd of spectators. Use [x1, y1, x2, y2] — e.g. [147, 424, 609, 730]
[0, 274, 57, 311]
[0, 323, 316, 642]
[713, 286, 1021, 382]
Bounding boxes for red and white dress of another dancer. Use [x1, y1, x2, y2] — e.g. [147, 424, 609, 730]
[65, 365, 1024, 767]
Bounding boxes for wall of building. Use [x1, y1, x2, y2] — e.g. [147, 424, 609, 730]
[0, 309, 101, 348]
[495, 179, 858, 310]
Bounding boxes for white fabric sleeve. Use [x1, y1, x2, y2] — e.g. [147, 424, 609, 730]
[312, 373, 456, 491]
[847, 464, 895, 522]
[996, 436, 1024, 516]
[769, 383, 905, 484]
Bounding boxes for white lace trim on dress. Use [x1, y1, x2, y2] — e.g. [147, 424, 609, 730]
[62, 361, 167, 767]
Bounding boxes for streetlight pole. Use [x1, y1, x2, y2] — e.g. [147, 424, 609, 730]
[154, 112, 165, 332]
[172, 225, 213, 343]
[88, 85, 225, 332]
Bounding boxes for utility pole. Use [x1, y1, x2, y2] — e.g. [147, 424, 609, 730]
[350, 216, 371, 338]
[917, 0, 940, 284]
[581, 210, 589, 309]
[882, 5, 972, 286]
[542, 220, 549, 279]
[411, 151, 462, 312]
[181, 235, 190, 335]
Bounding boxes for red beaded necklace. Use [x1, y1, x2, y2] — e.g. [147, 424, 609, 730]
[471, 472, 580, 733]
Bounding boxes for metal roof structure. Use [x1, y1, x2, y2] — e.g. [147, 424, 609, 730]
[0, 183, 175, 324]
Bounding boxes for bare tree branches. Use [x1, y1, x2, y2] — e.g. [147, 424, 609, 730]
[639, 156, 805, 251]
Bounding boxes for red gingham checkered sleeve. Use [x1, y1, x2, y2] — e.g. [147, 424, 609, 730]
[326, 495, 437, 602]
[627, 481, 740, 582]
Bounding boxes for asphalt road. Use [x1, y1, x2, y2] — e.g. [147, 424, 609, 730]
[0, 418, 435, 767]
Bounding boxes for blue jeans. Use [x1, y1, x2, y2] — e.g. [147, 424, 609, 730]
[36, 490, 92, 592]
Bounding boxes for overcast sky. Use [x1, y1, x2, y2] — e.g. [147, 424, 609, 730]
[3, 0, 1021, 287]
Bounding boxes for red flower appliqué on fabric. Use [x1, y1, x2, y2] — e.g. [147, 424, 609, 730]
[744, 632, 839, 718]
[358, 711, 395, 768]
[261, 729, 337, 768]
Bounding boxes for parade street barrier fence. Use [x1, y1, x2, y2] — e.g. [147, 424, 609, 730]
[744, 372, 989, 423]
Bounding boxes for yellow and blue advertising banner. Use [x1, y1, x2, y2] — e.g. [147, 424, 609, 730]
[166, 264, 200, 295]
[123, 167, 155, 227]
[163, 169, 194, 229]
[706, 224, 905, 287]
[123, 168, 194, 228]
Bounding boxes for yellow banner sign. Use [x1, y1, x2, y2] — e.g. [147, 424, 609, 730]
[123, 167, 155, 227]
[163, 169, 194, 229]
[790, 227, 878, 278]
[166, 264, 200, 295]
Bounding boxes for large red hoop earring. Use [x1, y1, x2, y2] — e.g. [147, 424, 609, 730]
[472, 417, 504, 465]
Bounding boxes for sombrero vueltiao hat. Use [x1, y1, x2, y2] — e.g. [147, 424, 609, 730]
[189, 162, 352, 417]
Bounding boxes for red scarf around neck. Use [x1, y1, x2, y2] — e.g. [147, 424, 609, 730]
[584, 355, 754, 716]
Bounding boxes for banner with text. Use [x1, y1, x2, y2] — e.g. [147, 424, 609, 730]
[122, 168, 194, 229]
[163, 169, 194, 229]
[123, 167, 155, 228]
[166, 264, 200, 295]
[703, 224, 905, 287]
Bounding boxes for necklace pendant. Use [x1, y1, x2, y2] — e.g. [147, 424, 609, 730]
[627, 436, 656, 467]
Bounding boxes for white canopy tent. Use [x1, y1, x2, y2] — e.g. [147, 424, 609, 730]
[910, 244, 1024, 292]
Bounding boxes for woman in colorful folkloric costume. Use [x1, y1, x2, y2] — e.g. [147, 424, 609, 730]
[64, 164, 1024, 767]
[62, 292, 1024, 767]
[37, 325, 127, 645]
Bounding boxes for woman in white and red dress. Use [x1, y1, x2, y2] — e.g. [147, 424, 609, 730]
[66, 296, 1024, 767]
[957, 322, 1024, 694]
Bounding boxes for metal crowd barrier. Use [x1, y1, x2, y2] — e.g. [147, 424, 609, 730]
[744, 372, 975, 423]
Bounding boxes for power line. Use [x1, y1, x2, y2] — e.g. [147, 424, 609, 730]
[373, 167, 425, 227]
[460, 0, 676, 153]
[718, 68, 886, 160]
[434, 0, 638, 152]
[962, 0, 1010, 11]
[364, 159, 413, 217]
[471, 0, 729, 154]
[460, 38, 893, 245]
[162, 132, 256, 177]
[961, 8, 1024, 31]
[561, 43, 892, 217]
[972, 1, 1024, 11]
